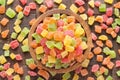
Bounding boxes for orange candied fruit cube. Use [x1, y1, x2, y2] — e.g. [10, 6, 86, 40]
[54, 31, 64, 41]
[46, 32, 54, 39]
[93, 47, 102, 55]
[1, 30, 9, 38]
[67, 16, 75, 23]
[0, 18, 9, 26]
[106, 27, 113, 34]
[87, 52, 94, 59]
[29, 18, 36, 26]
[107, 61, 114, 69]
[80, 69, 88, 76]
[78, 6, 85, 13]
[94, 25, 102, 33]
[0, 6, 5, 14]
[39, 5, 47, 13]
[96, 55, 103, 62]
[15, 5, 23, 12]
[100, 66, 106, 74]
[96, 40, 103, 47]
[110, 31, 117, 38]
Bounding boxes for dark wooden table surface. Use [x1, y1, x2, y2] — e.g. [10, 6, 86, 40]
[0, 0, 120, 80]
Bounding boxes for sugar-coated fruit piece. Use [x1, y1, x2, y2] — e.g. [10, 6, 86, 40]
[104, 0, 113, 4]
[58, 3, 66, 10]
[29, 18, 36, 26]
[3, 44, 10, 50]
[115, 26, 120, 33]
[114, 8, 119, 17]
[21, 45, 29, 52]
[80, 69, 88, 76]
[6, 68, 14, 75]
[72, 74, 79, 80]
[95, 16, 104, 23]
[0, 0, 6, 6]
[106, 7, 113, 17]
[102, 14, 108, 22]
[35, 0, 43, 4]
[80, 41, 88, 50]
[107, 61, 114, 69]
[101, 23, 108, 30]
[106, 17, 113, 25]
[6, 8, 16, 18]
[99, 4, 106, 12]
[38, 69, 50, 80]
[45, 0, 54, 8]
[97, 55, 103, 62]
[54, 31, 64, 41]
[25, 75, 31, 80]
[0, 55, 7, 64]
[97, 75, 104, 80]
[48, 23, 57, 31]
[116, 60, 120, 67]
[17, 12, 24, 20]
[88, 16, 95, 25]
[10, 53, 16, 60]
[0, 18, 9, 26]
[7, 0, 14, 5]
[94, 25, 102, 33]
[14, 19, 21, 25]
[23, 6, 31, 16]
[93, 47, 102, 55]
[95, 1, 101, 7]
[41, 29, 48, 37]
[87, 8, 94, 16]
[29, 2, 36, 9]
[4, 50, 10, 57]
[48, 56, 56, 63]
[28, 71, 37, 76]
[78, 6, 85, 13]
[81, 59, 90, 68]
[106, 75, 113, 80]
[1, 30, 9, 38]
[3, 62, 10, 70]
[80, 14, 88, 20]
[70, 4, 78, 13]
[105, 40, 113, 48]
[11, 32, 17, 39]
[62, 72, 71, 80]
[13, 25, 21, 33]
[91, 33, 97, 41]
[39, 5, 47, 13]
[0, 6, 5, 14]
[19, 0, 27, 6]
[75, 26, 84, 37]
[10, 40, 19, 49]
[13, 75, 20, 80]
[75, 0, 85, 6]
[15, 54, 22, 61]
[99, 35, 108, 41]
[35, 46, 44, 54]
[96, 40, 103, 47]
[15, 5, 23, 13]
[88, 0, 94, 8]
[54, 0, 62, 4]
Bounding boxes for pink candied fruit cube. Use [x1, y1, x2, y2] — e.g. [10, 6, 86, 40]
[102, 14, 108, 22]
[106, 7, 113, 17]
[94, 1, 101, 7]
[29, 2, 36, 9]
[101, 23, 108, 30]
[75, 0, 85, 6]
[91, 64, 99, 72]
[4, 62, 10, 70]
[36, 24, 43, 34]
[115, 26, 120, 33]
[7, 75, 13, 80]
[57, 19, 64, 27]
[57, 53, 62, 59]
[57, 26, 64, 31]
[23, 6, 31, 16]
[64, 30, 74, 37]
[20, 0, 27, 6]
[106, 17, 113, 25]
[87, 8, 94, 16]
[15, 54, 22, 61]
[91, 33, 97, 41]
[28, 71, 37, 76]
[75, 67, 82, 74]
[0, 71, 7, 78]
[116, 60, 120, 67]
[75, 46, 83, 55]
[40, 38, 47, 47]
[44, 46, 50, 55]
[10, 40, 19, 49]
[45, 0, 54, 8]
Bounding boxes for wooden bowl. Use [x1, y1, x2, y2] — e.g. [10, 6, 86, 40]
[28, 9, 93, 73]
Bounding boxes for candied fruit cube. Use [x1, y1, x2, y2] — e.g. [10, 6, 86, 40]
[104, 0, 113, 4]
[10, 53, 16, 60]
[15, 5, 23, 13]
[0, 6, 5, 14]
[35, 46, 44, 54]
[0, 18, 9, 26]
[3, 44, 10, 50]
[7, 0, 14, 5]
[41, 29, 48, 37]
[11, 32, 17, 39]
[6, 8, 16, 18]
[21, 45, 29, 52]
[0, 55, 7, 64]
[88, 0, 94, 8]
[13, 25, 21, 33]
[48, 56, 56, 63]
[70, 4, 78, 13]
[58, 3, 66, 10]
[54, 0, 62, 4]
[35, 0, 43, 4]
[99, 4, 106, 12]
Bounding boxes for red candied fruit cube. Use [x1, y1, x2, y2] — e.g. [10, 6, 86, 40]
[101, 23, 108, 30]
[10, 40, 19, 49]
[106, 7, 113, 17]
[75, 67, 82, 74]
[61, 57, 69, 63]
[116, 60, 120, 67]
[57, 53, 62, 59]
[91, 33, 97, 41]
[36, 24, 43, 34]
[44, 46, 50, 55]
[29, 2, 36, 9]
[45, 0, 54, 8]
[87, 8, 94, 16]
[57, 19, 64, 27]
[15, 54, 22, 61]
[94, 1, 101, 7]
[115, 26, 120, 33]
[23, 6, 31, 16]
[64, 30, 74, 37]
[91, 64, 99, 72]
[102, 14, 108, 22]
[28, 71, 37, 76]
[40, 38, 47, 47]
[75, 46, 83, 55]
[0, 71, 7, 78]
[4, 62, 10, 70]
[106, 17, 113, 25]
[75, 0, 85, 6]
[19, 0, 27, 6]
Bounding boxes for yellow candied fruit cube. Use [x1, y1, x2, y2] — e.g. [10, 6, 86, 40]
[48, 56, 56, 63]
[17, 35, 24, 42]
[6, 68, 14, 75]
[70, 4, 78, 13]
[14, 19, 21, 25]
[22, 38, 28, 45]
[54, 0, 62, 4]
[3, 44, 10, 50]
[0, 55, 7, 64]
[10, 53, 16, 60]
[64, 35, 72, 46]
[99, 35, 108, 41]
[61, 14, 67, 19]
[88, 0, 94, 8]
[80, 41, 88, 50]
[65, 46, 74, 52]
[13, 25, 21, 33]
[58, 3, 66, 10]
[14, 75, 20, 80]
[88, 16, 95, 25]
[80, 14, 88, 20]
[72, 74, 79, 80]
[41, 29, 48, 37]
[61, 51, 68, 58]
[104, 0, 113, 4]
[35, 46, 44, 54]
[75, 27, 84, 37]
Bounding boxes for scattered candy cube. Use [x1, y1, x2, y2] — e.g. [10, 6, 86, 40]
[70, 4, 78, 13]
[6, 8, 16, 18]
[0, 18, 9, 26]
[58, 3, 66, 10]
[7, 0, 14, 5]
[15, 5, 23, 13]
[19, 0, 27, 6]
[0, 6, 5, 14]
[99, 4, 106, 12]
[23, 6, 31, 16]
[10, 40, 19, 49]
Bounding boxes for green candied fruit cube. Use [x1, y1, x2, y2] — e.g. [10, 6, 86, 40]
[94, 71, 101, 77]
[62, 63, 69, 68]
[37, 77, 44, 80]
[25, 75, 30, 80]
[116, 70, 120, 77]
[0, 65, 3, 71]
[109, 50, 116, 59]
[4, 50, 10, 57]
[45, 62, 54, 68]
[111, 22, 117, 29]
[104, 68, 109, 76]
[14, 19, 21, 25]
[49, 72, 56, 76]
[99, 4, 106, 12]
[54, 42, 63, 50]
[116, 36, 120, 44]
[55, 59, 62, 69]
[26, 58, 34, 66]
[21, 45, 29, 52]
[35, 0, 43, 4]
[106, 75, 113, 80]
[62, 72, 71, 80]
[115, 18, 120, 25]
[17, 12, 24, 20]
[81, 59, 90, 68]
[114, 8, 119, 17]
[71, 38, 76, 47]
[48, 23, 57, 31]
[11, 32, 17, 39]
[46, 41, 55, 49]
[53, 13, 60, 20]
[32, 33, 42, 43]
[0, 0, 6, 5]
[103, 47, 110, 55]
[6, 8, 16, 18]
